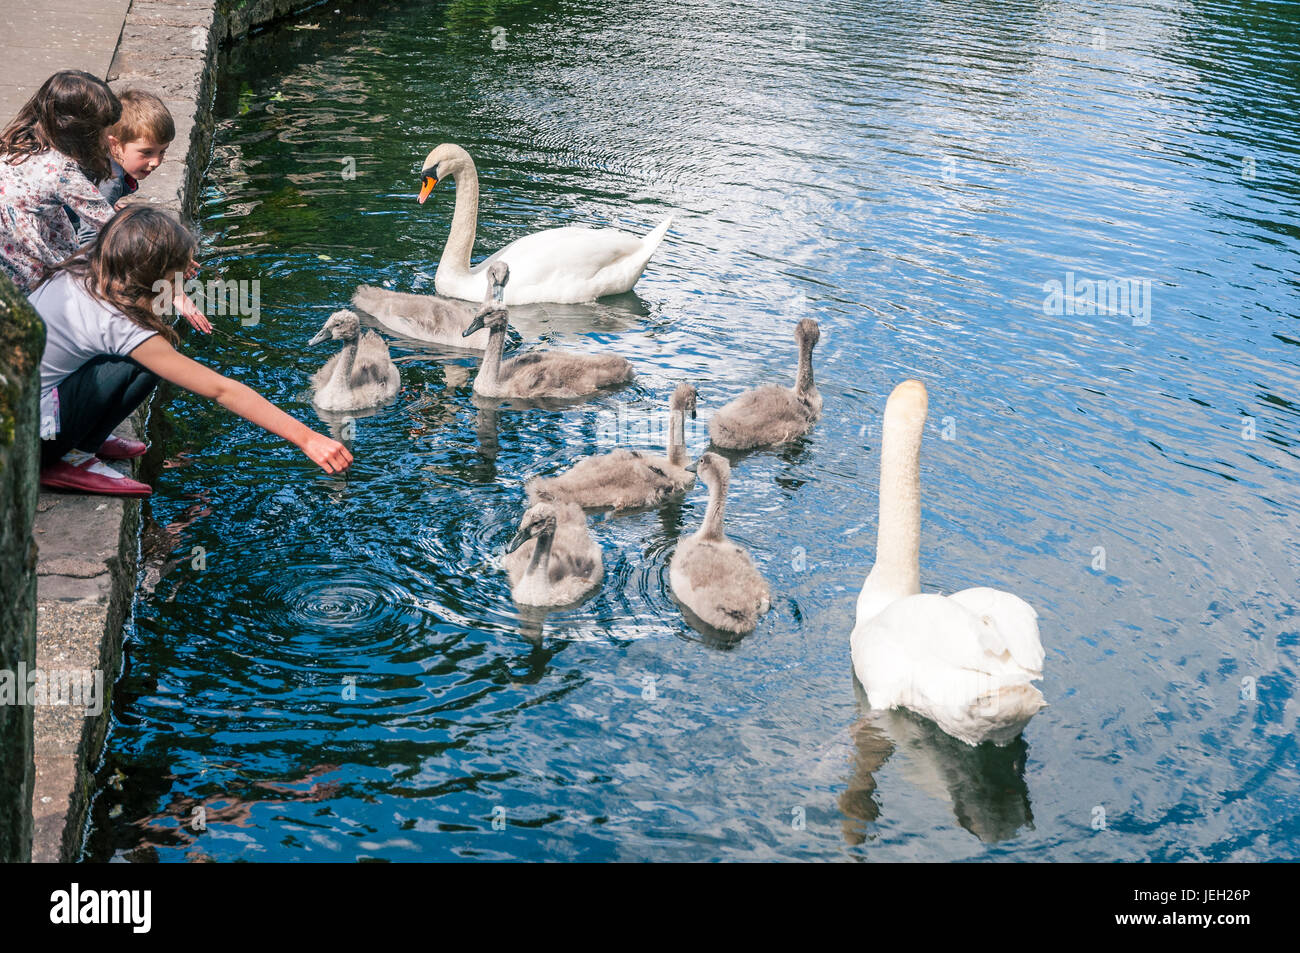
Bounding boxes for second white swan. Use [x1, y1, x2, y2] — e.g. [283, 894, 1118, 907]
[416, 143, 672, 305]
[850, 380, 1046, 747]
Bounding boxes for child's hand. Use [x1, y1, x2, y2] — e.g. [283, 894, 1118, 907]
[185, 258, 200, 280]
[174, 291, 213, 334]
[302, 433, 353, 474]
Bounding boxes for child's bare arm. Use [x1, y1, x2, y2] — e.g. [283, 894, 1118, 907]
[174, 290, 213, 334]
[128, 336, 352, 474]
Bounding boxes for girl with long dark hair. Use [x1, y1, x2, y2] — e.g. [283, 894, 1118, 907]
[31, 206, 351, 495]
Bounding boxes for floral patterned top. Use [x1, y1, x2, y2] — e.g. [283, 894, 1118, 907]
[0, 149, 113, 293]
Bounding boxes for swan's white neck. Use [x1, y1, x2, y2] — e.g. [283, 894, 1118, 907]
[858, 390, 925, 621]
[439, 160, 479, 279]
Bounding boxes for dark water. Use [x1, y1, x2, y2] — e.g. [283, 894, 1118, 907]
[85, 0, 1300, 861]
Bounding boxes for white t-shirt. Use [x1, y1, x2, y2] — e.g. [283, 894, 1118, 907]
[29, 271, 158, 433]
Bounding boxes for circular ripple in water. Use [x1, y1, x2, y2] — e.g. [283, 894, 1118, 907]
[221, 555, 426, 663]
[270, 571, 396, 632]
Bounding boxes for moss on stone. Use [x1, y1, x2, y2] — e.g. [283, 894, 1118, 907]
[0, 270, 41, 861]
[0, 272, 45, 462]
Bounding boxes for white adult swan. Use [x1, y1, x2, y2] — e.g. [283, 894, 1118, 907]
[416, 143, 672, 305]
[850, 380, 1045, 747]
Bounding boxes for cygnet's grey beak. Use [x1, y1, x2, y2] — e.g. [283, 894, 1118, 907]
[488, 262, 510, 303]
[684, 460, 698, 473]
[308, 326, 330, 346]
[505, 524, 532, 553]
[463, 312, 486, 337]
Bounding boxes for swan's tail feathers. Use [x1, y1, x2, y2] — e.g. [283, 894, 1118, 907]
[612, 217, 673, 291]
[642, 216, 673, 249]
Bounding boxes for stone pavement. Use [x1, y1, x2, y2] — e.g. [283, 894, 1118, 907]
[0, 0, 132, 122]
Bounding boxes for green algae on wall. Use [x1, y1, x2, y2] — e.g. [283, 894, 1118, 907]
[216, 0, 363, 42]
[0, 271, 44, 862]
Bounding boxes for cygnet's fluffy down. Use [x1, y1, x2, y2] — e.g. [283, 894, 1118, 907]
[527, 384, 697, 511]
[309, 309, 400, 411]
[463, 303, 633, 400]
[503, 501, 603, 607]
[709, 318, 821, 449]
[351, 261, 510, 350]
[669, 452, 770, 634]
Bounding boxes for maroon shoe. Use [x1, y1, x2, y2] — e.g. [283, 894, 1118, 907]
[97, 435, 148, 459]
[40, 457, 152, 497]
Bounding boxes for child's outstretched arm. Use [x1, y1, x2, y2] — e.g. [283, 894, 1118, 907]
[129, 336, 352, 474]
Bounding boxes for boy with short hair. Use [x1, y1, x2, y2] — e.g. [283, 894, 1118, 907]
[71, 89, 176, 243]
[68, 88, 211, 334]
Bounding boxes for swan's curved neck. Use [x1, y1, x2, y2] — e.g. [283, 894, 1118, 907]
[476, 323, 506, 390]
[667, 407, 687, 468]
[524, 527, 554, 583]
[861, 409, 922, 612]
[439, 162, 479, 278]
[795, 336, 815, 396]
[697, 473, 728, 542]
[337, 336, 358, 383]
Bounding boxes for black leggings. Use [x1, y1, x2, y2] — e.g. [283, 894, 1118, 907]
[41, 355, 159, 466]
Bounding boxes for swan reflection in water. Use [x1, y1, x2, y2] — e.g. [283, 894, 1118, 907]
[502, 290, 650, 341]
[512, 590, 602, 645]
[840, 682, 1035, 845]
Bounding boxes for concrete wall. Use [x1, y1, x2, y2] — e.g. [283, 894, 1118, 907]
[0, 272, 44, 863]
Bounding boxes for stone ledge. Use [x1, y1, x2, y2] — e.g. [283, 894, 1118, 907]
[32, 414, 144, 863]
[29, 0, 221, 863]
[30, 601, 121, 863]
[25, 0, 368, 864]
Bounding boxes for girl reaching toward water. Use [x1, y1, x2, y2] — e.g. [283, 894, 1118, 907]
[30, 205, 352, 496]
